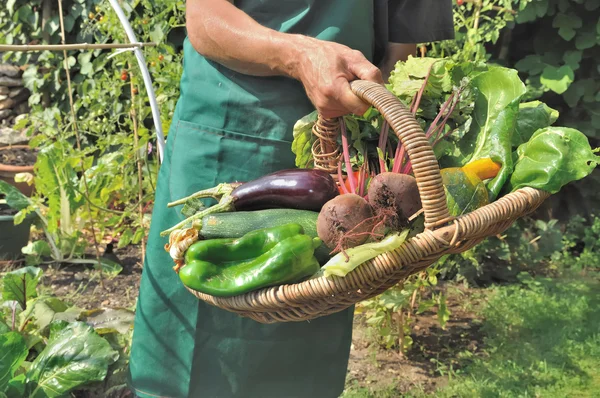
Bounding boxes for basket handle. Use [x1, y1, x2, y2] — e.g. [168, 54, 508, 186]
[312, 80, 452, 230]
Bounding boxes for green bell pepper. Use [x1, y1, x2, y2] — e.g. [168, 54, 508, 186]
[179, 223, 322, 297]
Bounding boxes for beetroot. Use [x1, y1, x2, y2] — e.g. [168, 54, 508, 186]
[367, 172, 421, 230]
[317, 194, 375, 250]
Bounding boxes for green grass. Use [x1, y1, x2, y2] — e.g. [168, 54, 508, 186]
[343, 273, 600, 397]
[436, 273, 600, 397]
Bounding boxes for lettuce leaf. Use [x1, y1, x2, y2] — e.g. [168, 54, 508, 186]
[291, 111, 317, 168]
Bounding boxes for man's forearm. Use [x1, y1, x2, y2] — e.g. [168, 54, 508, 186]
[186, 0, 305, 78]
[185, 0, 384, 118]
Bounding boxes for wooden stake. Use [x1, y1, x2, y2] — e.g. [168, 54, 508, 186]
[57, 0, 104, 283]
[129, 64, 147, 266]
[0, 42, 157, 52]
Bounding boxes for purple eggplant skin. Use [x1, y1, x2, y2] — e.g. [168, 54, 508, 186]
[231, 169, 339, 212]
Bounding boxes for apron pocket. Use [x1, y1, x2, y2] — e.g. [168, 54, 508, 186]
[168, 119, 294, 219]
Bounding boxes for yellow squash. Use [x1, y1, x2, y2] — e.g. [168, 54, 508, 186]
[441, 158, 501, 217]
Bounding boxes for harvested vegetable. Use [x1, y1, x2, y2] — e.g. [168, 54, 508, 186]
[367, 172, 421, 229]
[317, 194, 376, 251]
[441, 167, 490, 217]
[196, 208, 330, 264]
[178, 224, 321, 297]
[461, 158, 502, 181]
[313, 230, 409, 278]
[440, 158, 501, 217]
[507, 127, 600, 194]
[161, 168, 338, 236]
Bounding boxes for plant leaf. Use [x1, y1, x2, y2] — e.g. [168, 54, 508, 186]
[25, 322, 119, 398]
[447, 67, 526, 199]
[19, 297, 68, 335]
[0, 180, 30, 211]
[291, 111, 317, 168]
[2, 267, 42, 310]
[513, 101, 559, 147]
[540, 65, 574, 94]
[508, 127, 600, 194]
[79, 308, 135, 335]
[0, 320, 9, 335]
[552, 12, 583, 41]
[0, 332, 28, 391]
[94, 258, 123, 276]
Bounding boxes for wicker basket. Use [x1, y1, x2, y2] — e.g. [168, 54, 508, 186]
[185, 80, 550, 324]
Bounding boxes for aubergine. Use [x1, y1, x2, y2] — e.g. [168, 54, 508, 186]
[161, 168, 339, 236]
[231, 169, 338, 212]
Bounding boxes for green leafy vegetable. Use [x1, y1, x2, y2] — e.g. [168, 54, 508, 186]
[94, 258, 123, 276]
[0, 321, 9, 335]
[442, 67, 526, 199]
[2, 267, 42, 311]
[315, 230, 409, 278]
[507, 127, 600, 194]
[0, 180, 30, 211]
[513, 101, 559, 147]
[291, 111, 317, 168]
[25, 322, 119, 398]
[19, 297, 68, 334]
[0, 332, 28, 392]
[78, 308, 135, 335]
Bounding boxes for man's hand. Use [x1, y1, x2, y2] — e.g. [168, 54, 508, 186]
[186, 0, 382, 119]
[291, 37, 384, 119]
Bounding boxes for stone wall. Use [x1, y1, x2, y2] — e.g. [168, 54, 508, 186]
[0, 63, 30, 146]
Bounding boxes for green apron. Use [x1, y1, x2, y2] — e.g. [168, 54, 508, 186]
[129, 2, 374, 397]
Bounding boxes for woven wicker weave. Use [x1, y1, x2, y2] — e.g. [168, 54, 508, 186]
[185, 81, 550, 324]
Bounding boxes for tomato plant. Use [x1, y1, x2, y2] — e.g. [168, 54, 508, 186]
[1, 0, 186, 261]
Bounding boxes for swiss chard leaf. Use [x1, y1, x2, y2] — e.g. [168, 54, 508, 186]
[0, 180, 30, 211]
[0, 332, 28, 392]
[79, 308, 135, 335]
[34, 143, 82, 235]
[443, 67, 526, 199]
[507, 127, 600, 194]
[0, 321, 9, 335]
[2, 267, 42, 311]
[25, 322, 119, 398]
[513, 101, 559, 147]
[19, 297, 68, 335]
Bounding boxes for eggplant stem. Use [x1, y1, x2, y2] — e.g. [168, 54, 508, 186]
[160, 196, 235, 237]
[167, 183, 236, 208]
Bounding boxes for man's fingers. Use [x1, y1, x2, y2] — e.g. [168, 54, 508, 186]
[339, 80, 370, 116]
[349, 59, 384, 85]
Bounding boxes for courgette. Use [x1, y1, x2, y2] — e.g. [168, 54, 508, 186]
[197, 209, 331, 264]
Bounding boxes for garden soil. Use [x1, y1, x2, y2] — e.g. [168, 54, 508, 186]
[34, 244, 484, 394]
[0, 146, 37, 166]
